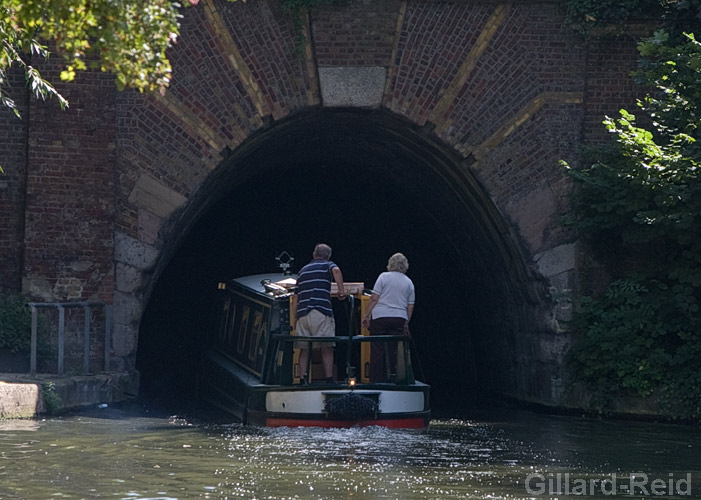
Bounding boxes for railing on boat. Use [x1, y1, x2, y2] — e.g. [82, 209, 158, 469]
[269, 334, 417, 386]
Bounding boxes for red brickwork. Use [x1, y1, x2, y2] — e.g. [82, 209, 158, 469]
[115, 91, 214, 239]
[384, 2, 497, 119]
[212, 0, 315, 117]
[115, 0, 321, 238]
[583, 36, 642, 144]
[172, 6, 263, 133]
[20, 62, 116, 303]
[436, 5, 585, 143]
[312, 0, 401, 66]
[0, 69, 29, 292]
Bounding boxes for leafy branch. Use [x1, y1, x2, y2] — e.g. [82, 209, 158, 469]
[562, 2, 701, 419]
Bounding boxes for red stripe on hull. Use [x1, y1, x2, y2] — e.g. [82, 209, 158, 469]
[265, 417, 427, 429]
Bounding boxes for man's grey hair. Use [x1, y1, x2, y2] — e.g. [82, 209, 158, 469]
[313, 243, 333, 260]
[387, 253, 409, 273]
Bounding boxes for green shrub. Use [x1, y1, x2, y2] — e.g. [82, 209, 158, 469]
[42, 382, 62, 414]
[0, 293, 52, 368]
[562, 2, 701, 419]
[0, 293, 33, 354]
[567, 279, 701, 417]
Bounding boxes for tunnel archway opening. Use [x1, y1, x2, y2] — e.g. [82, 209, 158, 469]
[136, 108, 545, 415]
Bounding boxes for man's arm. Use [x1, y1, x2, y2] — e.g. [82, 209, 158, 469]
[332, 266, 345, 300]
[290, 293, 298, 328]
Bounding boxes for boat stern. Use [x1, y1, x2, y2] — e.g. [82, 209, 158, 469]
[246, 384, 430, 429]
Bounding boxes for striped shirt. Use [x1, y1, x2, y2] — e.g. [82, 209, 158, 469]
[295, 259, 337, 318]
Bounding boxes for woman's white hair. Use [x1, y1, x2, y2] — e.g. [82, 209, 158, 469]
[386, 252, 409, 273]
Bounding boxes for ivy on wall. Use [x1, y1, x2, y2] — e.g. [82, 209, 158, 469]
[279, 0, 347, 54]
[564, 0, 664, 33]
[562, 0, 701, 419]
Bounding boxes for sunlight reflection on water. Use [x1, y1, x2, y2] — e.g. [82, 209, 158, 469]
[0, 404, 700, 499]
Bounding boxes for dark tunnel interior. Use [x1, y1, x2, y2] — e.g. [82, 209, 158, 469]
[136, 108, 535, 416]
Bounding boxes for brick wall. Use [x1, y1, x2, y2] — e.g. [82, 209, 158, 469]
[0, 1, 644, 294]
[584, 36, 643, 145]
[21, 61, 117, 303]
[0, 69, 29, 293]
[312, 0, 401, 66]
[0, 0, 643, 397]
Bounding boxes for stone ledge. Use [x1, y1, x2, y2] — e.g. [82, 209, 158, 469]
[0, 372, 139, 419]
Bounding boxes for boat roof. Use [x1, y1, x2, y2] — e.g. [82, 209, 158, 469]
[232, 273, 297, 294]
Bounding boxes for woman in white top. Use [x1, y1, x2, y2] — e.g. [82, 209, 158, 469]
[361, 253, 415, 382]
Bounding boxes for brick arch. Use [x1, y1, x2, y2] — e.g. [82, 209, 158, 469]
[2, 0, 643, 407]
[132, 107, 566, 404]
[114, 0, 586, 403]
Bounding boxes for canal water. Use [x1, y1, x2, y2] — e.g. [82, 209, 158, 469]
[1, 401, 700, 500]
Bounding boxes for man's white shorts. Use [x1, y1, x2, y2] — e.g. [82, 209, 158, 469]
[294, 309, 336, 348]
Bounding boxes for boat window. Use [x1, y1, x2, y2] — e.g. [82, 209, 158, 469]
[248, 311, 264, 361]
[226, 304, 237, 345]
[237, 306, 250, 354]
[218, 298, 231, 343]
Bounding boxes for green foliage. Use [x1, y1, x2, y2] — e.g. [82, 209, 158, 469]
[0, 0, 249, 119]
[0, 0, 341, 119]
[563, 2, 701, 419]
[0, 293, 52, 368]
[42, 381, 62, 414]
[1, 0, 183, 116]
[0, 293, 34, 354]
[564, 0, 665, 33]
[0, 14, 68, 117]
[279, 0, 347, 54]
[569, 280, 701, 414]
[564, 0, 672, 34]
[280, 0, 343, 10]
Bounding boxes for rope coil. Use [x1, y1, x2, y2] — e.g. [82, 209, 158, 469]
[325, 393, 378, 420]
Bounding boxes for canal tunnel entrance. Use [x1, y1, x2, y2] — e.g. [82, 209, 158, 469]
[136, 108, 547, 414]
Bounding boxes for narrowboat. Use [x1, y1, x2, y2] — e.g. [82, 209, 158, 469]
[198, 255, 431, 429]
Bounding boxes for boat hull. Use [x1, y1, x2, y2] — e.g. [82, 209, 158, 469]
[200, 349, 431, 428]
[255, 414, 430, 429]
[201, 273, 431, 429]
[247, 384, 431, 429]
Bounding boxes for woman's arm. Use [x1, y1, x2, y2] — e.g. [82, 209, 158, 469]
[404, 303, 414, 335]
[361, 293, 379, 328]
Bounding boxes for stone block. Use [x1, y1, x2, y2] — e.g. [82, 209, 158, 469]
[0, 381, 43, 418]
[115, 262, 142, 294]
[319, 67, 386, 107]
[114, 232, 159, 270]
[111, 322, 138, 358]
[138, 209, 162, 245]
[505, 185, 556, 254]
[128, 174, 187, 219]
[534, 243, 575, 278]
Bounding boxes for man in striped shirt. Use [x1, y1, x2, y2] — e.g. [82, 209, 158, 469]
[292, 243, 345, 385]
